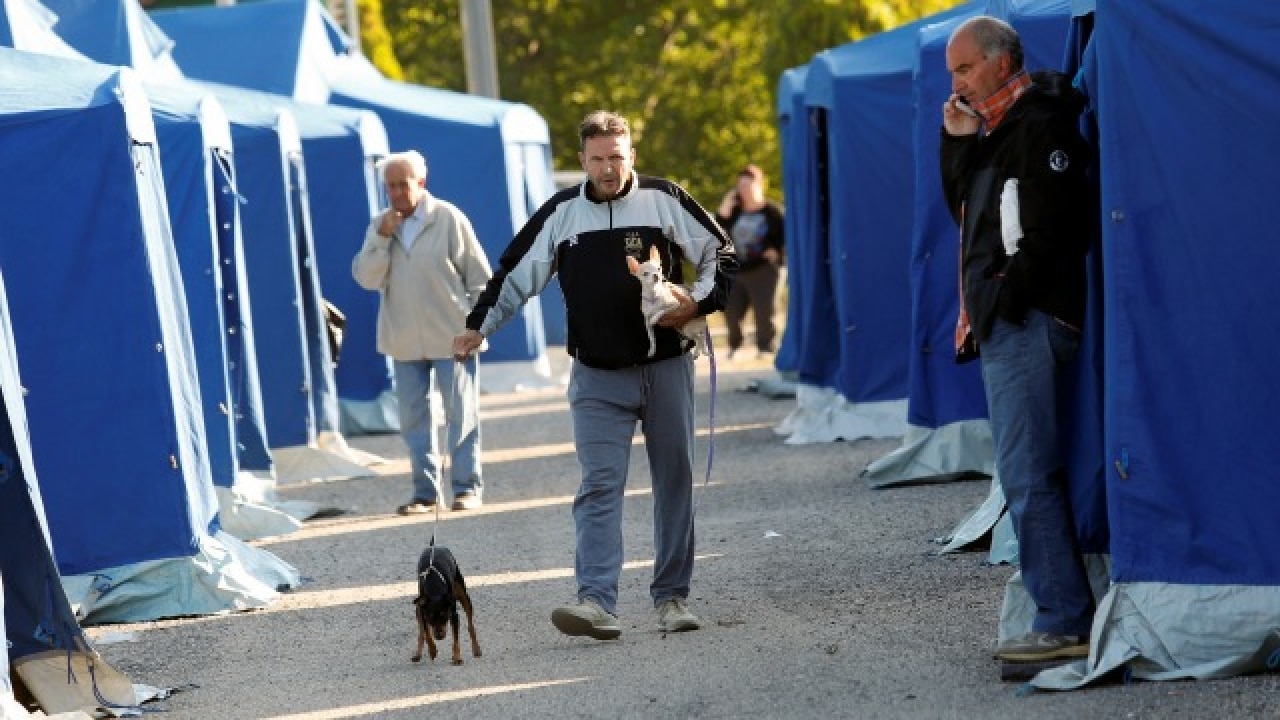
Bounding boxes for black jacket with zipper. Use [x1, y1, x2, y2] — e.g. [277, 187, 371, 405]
[467, 173, 737, 369]
[941, 71, 1094, 352]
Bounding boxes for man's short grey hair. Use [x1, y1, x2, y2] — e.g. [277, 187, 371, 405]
[953, 15, 1024, 72]
[376, 150, 427, 182]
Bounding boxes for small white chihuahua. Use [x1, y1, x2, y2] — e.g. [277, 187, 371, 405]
[626, 243, 707, 358]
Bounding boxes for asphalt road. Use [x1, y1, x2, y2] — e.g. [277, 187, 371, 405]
[88, 350, 1280, 719]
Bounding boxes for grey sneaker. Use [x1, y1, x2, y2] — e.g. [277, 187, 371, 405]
[551, 599, 620, 640]
[656, 598, 700, 633]
[451, 491, 482, 511]
[396, 499, 437, 516]
[994, 631, 1088, 662]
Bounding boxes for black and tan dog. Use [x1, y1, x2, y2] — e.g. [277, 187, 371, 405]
[412, 545, 481, 665]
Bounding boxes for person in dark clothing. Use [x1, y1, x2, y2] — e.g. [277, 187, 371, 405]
[941, 15, 1095, 663]
[715, 164, 785, 358]
[452, 111, 737, 640]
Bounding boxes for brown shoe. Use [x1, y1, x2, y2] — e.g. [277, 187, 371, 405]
[994, 632, 1089, 662]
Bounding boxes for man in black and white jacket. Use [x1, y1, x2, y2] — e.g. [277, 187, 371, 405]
[453, 110, 736, 640]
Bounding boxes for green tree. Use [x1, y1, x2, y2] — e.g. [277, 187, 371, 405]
[376, 0, 965, 207]
[356, 0, 405, 80]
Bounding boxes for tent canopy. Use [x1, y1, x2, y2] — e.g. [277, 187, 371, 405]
[0, 270, 83, 670]
[200, 81, 394, 429]
[904, 7, 988, 430]
[146, 84, 244, 490]
[1091, 0, 1280, 587]
[0, 0, 77, 56]
[804, 3, 973, 405]
[0, 48, 215, 574]
[772, 64, 808, 376]
[43, 0, 182, 78]
[153, 0, 559, 372]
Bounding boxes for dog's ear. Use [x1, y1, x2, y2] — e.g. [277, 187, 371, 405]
[626, 255, 639, 276]
[648, 244, 661, 264]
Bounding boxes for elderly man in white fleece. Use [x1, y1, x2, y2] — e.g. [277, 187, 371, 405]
[353, 150, 492, 514]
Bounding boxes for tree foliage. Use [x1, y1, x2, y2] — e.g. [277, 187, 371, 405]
[375, 0, 964, 208]
[355, 0, 405, 80]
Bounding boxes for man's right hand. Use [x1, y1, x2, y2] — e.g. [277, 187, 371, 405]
[452, 329, 484, 361]
[377, 209, 403, 238]
[942, 94, 982, 136]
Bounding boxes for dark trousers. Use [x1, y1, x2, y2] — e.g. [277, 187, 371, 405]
[724, 263, 780, 352]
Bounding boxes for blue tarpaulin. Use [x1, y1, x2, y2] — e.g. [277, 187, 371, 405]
[152, 0, 559, 387]
[804, 4, 973, 410]
[0, 0, 299, 626]
[772, 65, 808, 377]
[0, 49, 215, 574]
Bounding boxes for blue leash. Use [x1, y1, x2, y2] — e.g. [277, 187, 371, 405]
[693, 328, 717, 515]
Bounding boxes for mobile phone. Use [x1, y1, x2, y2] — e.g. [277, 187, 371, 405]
[954, 97, 978, 118]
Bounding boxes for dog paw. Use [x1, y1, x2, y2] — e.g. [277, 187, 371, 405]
[451, 657, 464, 666]
[410, 655, 421, 663]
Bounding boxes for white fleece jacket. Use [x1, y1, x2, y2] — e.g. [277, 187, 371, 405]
[352, 193, 492, 361]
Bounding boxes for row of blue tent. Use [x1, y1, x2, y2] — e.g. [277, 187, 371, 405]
[0, 0, 566, 713]
[773, 0, 1280, 690]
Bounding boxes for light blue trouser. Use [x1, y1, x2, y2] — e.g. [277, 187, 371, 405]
[981, 309, 1094, 637]
[567, 354, 696, 616]
[393, 357, 482, 503]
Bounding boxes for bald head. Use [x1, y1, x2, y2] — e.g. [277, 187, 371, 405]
[946, 15, 1023, 105]
[950, 16, 1023, 74]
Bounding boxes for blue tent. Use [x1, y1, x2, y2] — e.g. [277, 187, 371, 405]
[771, 60, 841, 442]
[190, 81, 396, 436]
[0, 0, 75, 56]
[152, 0, 561, 390]
[34, 0, 296, 529]
[289, 101, 394, 435]
[0, 49, 213, 576]
[0, 271, 141, 715]
[207, 89, 374, 480]
[780, 73, 843, 442]
[0, 47, 296, 622]
[48, 0, 394, 435]
[786, 5, 972, 445]
[772, 65, 808, 378]
[41, 0, 376, 483]
[1035, 0, 1280, 689]
[41, 0, 181, 79]
[147, 85, 266, 496]
[862, 3, 990, 488]
[143, 79, 332, 541]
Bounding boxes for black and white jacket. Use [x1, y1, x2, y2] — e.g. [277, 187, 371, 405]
[467, 173, 738, 369]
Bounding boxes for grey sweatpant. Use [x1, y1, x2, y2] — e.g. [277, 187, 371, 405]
[566, 353, 696, 616]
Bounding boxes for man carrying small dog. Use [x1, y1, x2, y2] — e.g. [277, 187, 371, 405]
[354, 150, 492, 515]
[453, 111, 737, 638]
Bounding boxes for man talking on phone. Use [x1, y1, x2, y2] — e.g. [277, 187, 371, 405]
[941, 16, 1096, 663]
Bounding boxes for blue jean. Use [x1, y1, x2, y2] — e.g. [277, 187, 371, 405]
[567, 354, 696, 616]
[981, 309, 1093, 637]
[393, 357, 482, 503]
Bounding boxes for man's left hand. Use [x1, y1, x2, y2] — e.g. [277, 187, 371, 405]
[657, 286, 697, 328]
